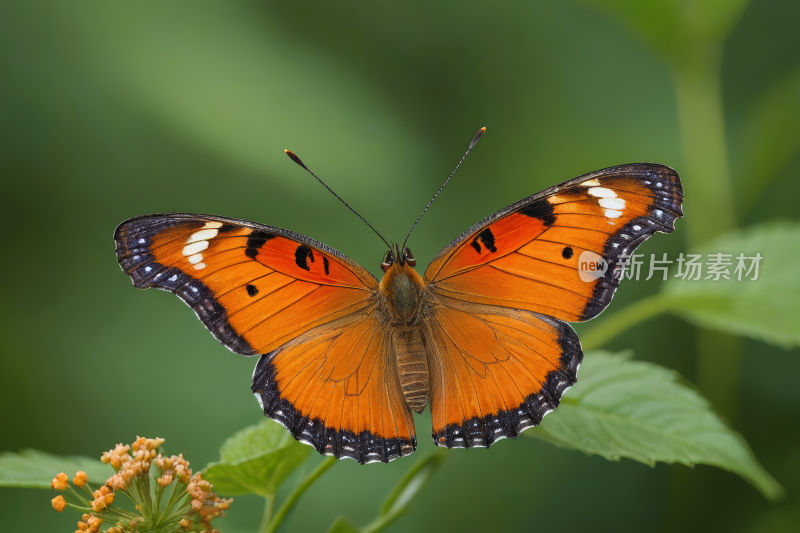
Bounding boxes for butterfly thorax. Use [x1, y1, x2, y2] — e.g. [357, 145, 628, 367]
[379, 262, 425, 324]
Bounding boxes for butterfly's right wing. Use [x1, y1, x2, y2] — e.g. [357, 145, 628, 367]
[422, 297, 581, 449]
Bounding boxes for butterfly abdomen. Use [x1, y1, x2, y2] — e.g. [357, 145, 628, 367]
[393, 328, 429, 413]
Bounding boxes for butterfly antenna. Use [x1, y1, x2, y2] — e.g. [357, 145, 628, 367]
[285, 149, 393, 251]
[401, 127, 486, 252]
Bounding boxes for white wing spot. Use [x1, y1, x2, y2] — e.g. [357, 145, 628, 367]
[633, 225, 642, 231]
[186, 229, 218, 245]
[588, 187, 617, 198]
[182, 240, 209, 256]
[582, 179, 601, 187]
[599, 197, 626, 210]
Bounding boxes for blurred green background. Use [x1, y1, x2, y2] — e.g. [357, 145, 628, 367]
[2, 1, 799, 531]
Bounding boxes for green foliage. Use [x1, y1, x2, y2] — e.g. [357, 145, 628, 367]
[327, 517, 361, 533]
[662, 221, 800, 349]
[737, 68, 800, 214]
[579, 0, 749, 65]
[528, 351, 783, 500]
[326, 451, 446, 533]
[0, 450, 109, 488]
[203, 419, 311, 497]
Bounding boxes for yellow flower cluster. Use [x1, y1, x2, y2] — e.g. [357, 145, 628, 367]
[48, 436, 232, 533]
[186, 474, 233, 529]
[155, 453, 192, 487]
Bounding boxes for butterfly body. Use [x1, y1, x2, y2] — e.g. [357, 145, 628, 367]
[115, 163, 683, 464]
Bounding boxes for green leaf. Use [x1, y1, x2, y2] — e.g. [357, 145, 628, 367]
[325, 451, 446, 533]
[737, 68, 800, 214]
[661, 220, 800, 349]
[378, 451, 445, 519]
[0, 449, 110, 488]
[326, 517, 360, 533]
[578, 0, 749, 65]
[41, 3, 425, 199]
[203, 419, 311, 497]
[528, 351, 784, 501]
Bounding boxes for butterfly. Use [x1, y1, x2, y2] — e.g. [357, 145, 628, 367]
[114, 128, 683, 464]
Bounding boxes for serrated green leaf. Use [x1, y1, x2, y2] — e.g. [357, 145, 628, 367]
[203, 419, 311, 497]
[326, 517, 360, 533]
[661, 221, 800, 348]
[0, 449, 110, 488]
[528, 351, 783, 500]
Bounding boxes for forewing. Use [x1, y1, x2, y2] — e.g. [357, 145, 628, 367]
[424, 297, 582, 448]
[251, 309, 416, 464]
[114, 213, 379, 355]
[424, 164, 683, 322]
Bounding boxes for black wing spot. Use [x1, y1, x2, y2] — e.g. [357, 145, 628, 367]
[520, 200, 556, 227]
[295, 245, 314, 271]
[477, 228, 497, 253]
[471, 240, 481, 253]
[246, 284, 259, 297]
[322, 256, 330, 275]
[245, 231, 275, 259]
[562, 246, 573, 259]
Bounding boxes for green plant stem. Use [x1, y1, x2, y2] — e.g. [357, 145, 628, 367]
[262, 457, 336, 533]
[671, 53, 737, 243]
[580, 293, 676, 351]
[696, 329, 743, 420]
[670, 42, 742, 422]
[259, 495, 274, 533]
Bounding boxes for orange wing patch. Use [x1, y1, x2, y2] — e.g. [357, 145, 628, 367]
[423, 297, 582, 448]
[115, 214, 378, 356]
[252, 310, 416, 464]
[424, 164, 683, 322]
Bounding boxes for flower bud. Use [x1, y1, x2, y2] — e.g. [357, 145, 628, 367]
[51, 472, 69, 491]
[51, 495, 66, 512]
[73, 471, 88, 487]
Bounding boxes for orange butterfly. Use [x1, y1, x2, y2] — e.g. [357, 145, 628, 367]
[115, 128, 683, 464]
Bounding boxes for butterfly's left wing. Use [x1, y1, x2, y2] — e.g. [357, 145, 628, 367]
[422, 163, 683, 447]
[115, 213, 378, 355]
[115, 214, 416, 463]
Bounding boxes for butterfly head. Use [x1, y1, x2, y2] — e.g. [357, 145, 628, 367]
[379, 244, 423, 323]
[380, 245, 416, 273]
